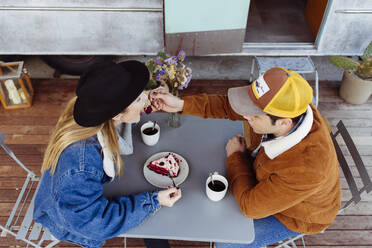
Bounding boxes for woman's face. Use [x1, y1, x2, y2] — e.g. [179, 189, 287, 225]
[113, 92, 148, 124]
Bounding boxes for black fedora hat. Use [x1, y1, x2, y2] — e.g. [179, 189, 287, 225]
[73, 60, 149, 127]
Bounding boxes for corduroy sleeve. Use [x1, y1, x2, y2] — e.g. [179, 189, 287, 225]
[226, 151, 257, 198]
[226, 158, 325, 219]
[180, 94, 244, 121]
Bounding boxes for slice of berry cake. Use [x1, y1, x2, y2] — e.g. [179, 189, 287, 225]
[147, 153, 180, 176]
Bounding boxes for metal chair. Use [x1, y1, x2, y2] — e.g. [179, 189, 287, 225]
[0, 132, 60, 247]
[249, 56, 319, 107]
[273, 120, 372, 248]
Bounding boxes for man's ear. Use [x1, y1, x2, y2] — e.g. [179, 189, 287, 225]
[278, 118, 293, 127]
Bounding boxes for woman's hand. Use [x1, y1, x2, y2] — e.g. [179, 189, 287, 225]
[226, 134, 246, 157]
[149, 89, 184, 113]
[157, 187, 182, 207]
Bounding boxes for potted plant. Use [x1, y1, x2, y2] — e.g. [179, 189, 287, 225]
[329, 40, 372, 104]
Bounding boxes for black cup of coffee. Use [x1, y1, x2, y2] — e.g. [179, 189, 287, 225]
[141, 121, 160, 146]
[208, 180, 226, 192]
[143, 127, 158, 135]
[206, 173, 228, 201]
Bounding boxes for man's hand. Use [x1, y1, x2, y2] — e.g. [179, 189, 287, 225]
[149, 89, 184, 113]
[157, 187, 182, 207]
[226, 134, 246, 157]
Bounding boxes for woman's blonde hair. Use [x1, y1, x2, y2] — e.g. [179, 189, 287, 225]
[41, 96, 123, 175]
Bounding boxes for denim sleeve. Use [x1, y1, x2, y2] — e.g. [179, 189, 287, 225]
[55, 171, 161, 241]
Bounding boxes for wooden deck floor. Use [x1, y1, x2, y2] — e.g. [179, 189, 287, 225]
[0, 79, 371, 247]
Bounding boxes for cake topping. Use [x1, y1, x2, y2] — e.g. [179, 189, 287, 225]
[147, 153, 180, 176]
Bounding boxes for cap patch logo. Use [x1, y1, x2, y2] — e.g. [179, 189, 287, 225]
[253, 75, 270, 98]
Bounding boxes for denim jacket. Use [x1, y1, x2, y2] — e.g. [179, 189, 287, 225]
[33, 136, 160, 248]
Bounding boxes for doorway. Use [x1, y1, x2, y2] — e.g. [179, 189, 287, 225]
[244, 0, 328, 44]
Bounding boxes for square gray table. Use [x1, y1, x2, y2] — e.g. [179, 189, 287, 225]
[103, 113, 255, 244]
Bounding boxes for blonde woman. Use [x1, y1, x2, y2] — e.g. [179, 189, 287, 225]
[33, 61, 181, 248]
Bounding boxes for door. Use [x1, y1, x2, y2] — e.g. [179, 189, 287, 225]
[317, 0, 372, 55]
[164, 0, 250, 55]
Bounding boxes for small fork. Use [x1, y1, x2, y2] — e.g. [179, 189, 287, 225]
[168, 171, 179, 189]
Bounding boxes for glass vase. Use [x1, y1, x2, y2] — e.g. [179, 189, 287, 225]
[167, 88, 181, 128]
[167, 112, 181, 128]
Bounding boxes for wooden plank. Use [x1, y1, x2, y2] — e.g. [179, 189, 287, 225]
[3, 134, 50, 145]
[0, 116, 58, 126]
[327, 118, 372, 128]
[0, 166, 42, 178]
[339, 146, 372, 156]
[341, 190, 372, 202]
[0, 144, 46, 155]
[0, 202, 29, 217]
[0, 189, 35, 202]
[322, 111, 372, 119]
[302, 230, 372, 246]
[318, 93, 346, 103]
[340, 177, 367, 189]
[169, 240, 210, 246]
[339, 166, 372, 180]
[338, 202, 372, 215]
[0, 125, 53, 135]
[0, 154, 43, 165]
[329, 127, 372, 136]
[32, 78, 78, 88]
[335, 136, 372, 147]
[344, 155, 372, 166]
[0, 106, 65, 117]
[317, 91, 372, 101]
[328, 215, 372, 230]
[0, 178, 27, 188]
[318, 102, 372, 111]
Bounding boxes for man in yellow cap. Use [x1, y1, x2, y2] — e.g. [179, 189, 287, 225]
[150, 67, 341, 248]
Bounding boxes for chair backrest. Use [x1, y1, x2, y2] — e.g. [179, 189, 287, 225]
[330, 120, 372, 213]
[0, 132, 59, 247]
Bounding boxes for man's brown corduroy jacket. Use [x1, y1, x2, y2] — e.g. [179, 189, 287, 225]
[181, 93, 341, 234]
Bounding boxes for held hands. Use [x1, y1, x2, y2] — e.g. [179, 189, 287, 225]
[149, 89, 184, 113]
[226, 134, 246, 157]
[157, 187, 182, 207]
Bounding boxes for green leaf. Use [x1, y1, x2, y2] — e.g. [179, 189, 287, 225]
[329, 56, 360, 70]
[147, 62, 155, 72]
[362, 40, 372, 61]
[157, 51, 167, 59]
[145, 79, 158, 90]
[356, 57, 372, 79]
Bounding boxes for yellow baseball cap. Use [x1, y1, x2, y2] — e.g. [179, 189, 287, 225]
[228, 67, 313, 118]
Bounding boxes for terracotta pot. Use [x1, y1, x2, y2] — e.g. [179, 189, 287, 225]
[339, 70, 372, 104]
